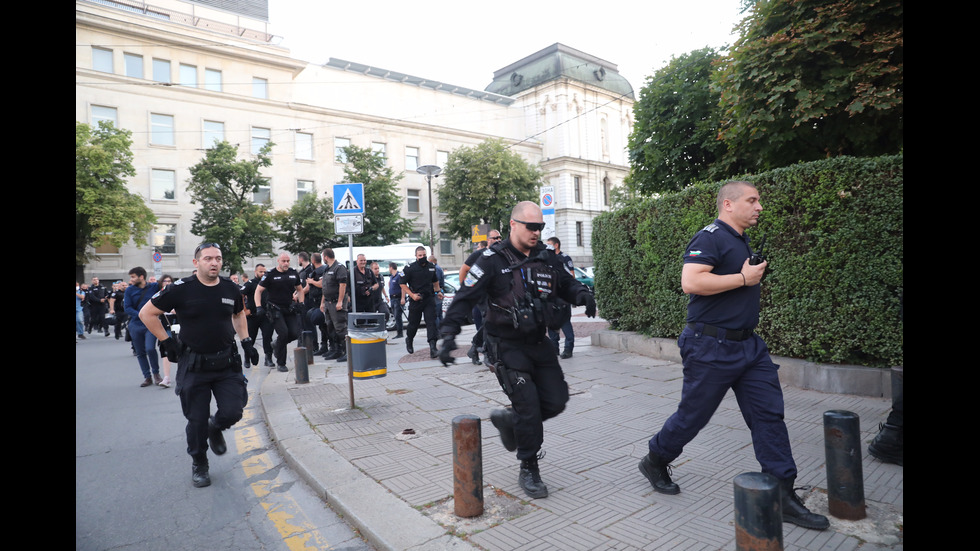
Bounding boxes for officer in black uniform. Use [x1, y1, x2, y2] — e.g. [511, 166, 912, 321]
[352, 254, 380, 313]
[319, 248, 349, 363]
[400, 246, 443, 358]
[296, 252, 318, 352]
[109, 281, 128, 340]
[254, 252, 304, 373]
[304, 253, 329, 355]
[88, 277, 109, 336]
[139, 242, 258, 488]
[240, 264, 275, 367]
[437, 202, 596, 499]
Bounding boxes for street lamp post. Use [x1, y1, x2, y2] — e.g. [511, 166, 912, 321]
[416, 164, 442, 248]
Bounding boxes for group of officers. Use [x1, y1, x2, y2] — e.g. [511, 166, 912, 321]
[131, 189, 831, 533]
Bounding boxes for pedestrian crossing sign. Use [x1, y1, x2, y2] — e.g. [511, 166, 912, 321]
[333, 183, 364, 214]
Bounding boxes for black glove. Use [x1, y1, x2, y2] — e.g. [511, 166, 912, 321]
[255, 306, 265, 319]
[438, 335, 457, 366]
[579, 291, 596, 318]
[160, 337, 181, 363]
[241, 337, 259, 367]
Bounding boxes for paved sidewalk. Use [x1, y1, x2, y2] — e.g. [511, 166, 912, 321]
[260, 316, 903, 551]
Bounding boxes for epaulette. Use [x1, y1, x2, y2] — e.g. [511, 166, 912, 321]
[702, 223, 719, 233]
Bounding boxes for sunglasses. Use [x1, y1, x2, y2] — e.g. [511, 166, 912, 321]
[513, 219, 546, 232]
[489, 236, 502, 241]
[194, 242, 221, 256]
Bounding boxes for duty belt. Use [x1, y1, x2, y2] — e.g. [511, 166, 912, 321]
[688, 323, 754, 341]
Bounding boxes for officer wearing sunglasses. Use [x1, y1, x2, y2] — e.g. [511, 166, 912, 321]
[437, 201, 596, 499]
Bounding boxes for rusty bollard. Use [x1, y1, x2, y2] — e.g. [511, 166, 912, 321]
[824, 410, 866, 520]
[452, 414, 483, 517]
[293, 347, 309, 384]
[734, 472, 783, 551]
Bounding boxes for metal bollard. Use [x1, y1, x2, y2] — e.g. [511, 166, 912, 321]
[303, 331, 315, 364]
[294, 347, 309, 384]
[733, 472, 783, 551]
[823, 410, 866, 520]
[452, 414, 483, 517]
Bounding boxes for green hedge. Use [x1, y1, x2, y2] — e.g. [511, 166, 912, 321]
[593, 155, 903, 367]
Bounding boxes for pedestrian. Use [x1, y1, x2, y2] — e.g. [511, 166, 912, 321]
[123, 266, 161, 387]
[156, 274, 176, 388]
[139, 242, 257, 488]
[241, 264, 275, 367]
[458, 229, 503, 364]
[638, 180, 829, 530]
[437, 201, 596, 498]
[318, 248, 349, 363]
[545, 237, 578, 359]
[254, 252, 304, 372]
[76, 282, 87, 340]
[387, 262, 404, 339]
[352, 254, 380, 313]
[400, 246, 443, 358]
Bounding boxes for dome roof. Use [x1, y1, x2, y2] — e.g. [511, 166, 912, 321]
[485, 43, 634, 99]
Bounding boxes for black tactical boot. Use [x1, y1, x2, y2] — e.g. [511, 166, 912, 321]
[323, 344, 340, 360]
[264, 355, 275, 368]
[780, 479, 830, 530]
[429, 343, 438, 359]
[490, 408, 517, 451]
[638, 452, 680, 495]
[868, 422, 903, 466]
[208, 416, 227, 455]
[519, 456, 548, 498]
[405, 338, 414, 354]
[467, 344, 482, 365]
[191, 458, 211, 488]
[334, 337, 347, 362]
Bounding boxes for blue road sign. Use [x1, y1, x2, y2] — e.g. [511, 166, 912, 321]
[334, 183, 365, 214]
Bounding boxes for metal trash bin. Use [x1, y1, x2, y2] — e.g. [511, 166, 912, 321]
[348, 312, 387, 379]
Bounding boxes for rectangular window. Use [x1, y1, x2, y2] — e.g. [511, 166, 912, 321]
[91, 105, 118, 128]
[405, 146, 419, 171]
[124, 53, 143, 78]
[407, 189, 420, 213]
[253, 183, 271, 204]
[334, 137, 350, 163]
[92, 47, 113, 73]
[252, 77, 268, 99]
[295, 132, 314, 160]
[150, 113, 175, 146]
[204, 68, 222, 92]
[603, 177, 611, 206]
[409, 231, 423, 242]
[440, 232, 453, 255]
[436, 150, 449, 168]
[574, 176, 582, 203]
[151, 169, 176, 200]
[152, 58, 170, 83]
[297, 180, 314, 200]
[251, 127, 271, 155]
[576, 221, 584, 247]
[372, 142, 387, 162]
[203, 120, 224, 148]
[179, 63, 197, 87]
[153, 223, 177, 254]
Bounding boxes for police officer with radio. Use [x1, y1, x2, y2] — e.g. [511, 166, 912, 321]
[437, 202, 596, 499]
[254, 252, 304, 373]
[139, 242, 257, 488]
[319, 248, 349, 363]
[400, 246, 442, 358]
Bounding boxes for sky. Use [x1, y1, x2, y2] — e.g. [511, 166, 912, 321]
[266, 0, 746, 92]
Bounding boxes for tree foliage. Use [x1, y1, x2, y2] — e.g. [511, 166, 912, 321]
[716, 0, 903, 171]
[186, 140, 278, 276]
[274, 194, 342, 255]
[338, 145, 414, 246]
[76, 121, 156, 280]
[625, 48, 742, 194]
[438, 139, 542, 241]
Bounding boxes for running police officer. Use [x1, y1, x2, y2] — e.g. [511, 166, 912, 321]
[437, 202, 596, 499]
[638, 181, 829, 530]
[139, 242, 258, 488]
[319, 248, 349, 363]
[254, 252, 304, 372]
[241, 264, 275, 367]
[400, 246, 442, 357]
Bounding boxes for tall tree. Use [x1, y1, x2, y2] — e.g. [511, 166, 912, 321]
[625, 47, 742, 195]
[716, 0, 903, 171]
[338, 145, 414, 246]
[76, 121, 156, 281]
[273, 194, 343, 254]
[186, 140, 278, 276]
[437, 139, 542, 242]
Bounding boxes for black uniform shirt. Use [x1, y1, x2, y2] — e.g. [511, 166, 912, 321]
[402, 259, 438, 297]
[257, 267, 300, 308]
[150, 276, 243, 353]
[683, 218, 761, 329]
[240, 277, 266, 314]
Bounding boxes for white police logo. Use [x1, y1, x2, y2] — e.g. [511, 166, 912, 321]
[222, 298, 235, 306]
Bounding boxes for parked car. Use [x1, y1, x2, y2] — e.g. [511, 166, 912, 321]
[574, 266, 594, 293]
[440, 271, 472, 324]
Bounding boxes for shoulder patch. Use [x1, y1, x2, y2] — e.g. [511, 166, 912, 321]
[702, 223, 719, 233]
[482, 249, 495, 257]
[173, 279, 185, 286]
[687, 249, 704, 257]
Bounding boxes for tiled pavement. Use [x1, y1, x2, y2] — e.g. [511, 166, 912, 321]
[260, 315, 903, 551]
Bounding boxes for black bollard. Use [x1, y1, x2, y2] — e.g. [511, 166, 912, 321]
[294, 347, 309, 384]
[733, 472, 783, 551]
[452, 414, 483, 518]
[303, 331, 315, 364]
[823, 410, 866, 520]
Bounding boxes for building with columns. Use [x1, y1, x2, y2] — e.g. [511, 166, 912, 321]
[76, 0, 634, 280]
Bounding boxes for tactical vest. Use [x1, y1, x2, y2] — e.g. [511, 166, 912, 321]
[487, 245, 571, 335]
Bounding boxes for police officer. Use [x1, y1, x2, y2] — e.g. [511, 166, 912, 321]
[387, 262, 404, 339]
[400, 246, 442, 358]
[254, 252, 304, 373]
[437, 202, 596, 499]
[638, 181, 829, 530]
[304, 253, 329, 355]
[88, 277, 109, 336]
[139, 242, 258, 488]
[458, 230, 502, 364]
[352, 254, 380, 313]
[297, 252, 318, 351]
[545, 237, 578, 359]
[240, 264, 275, 367]
[319, 248, 349, 363]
